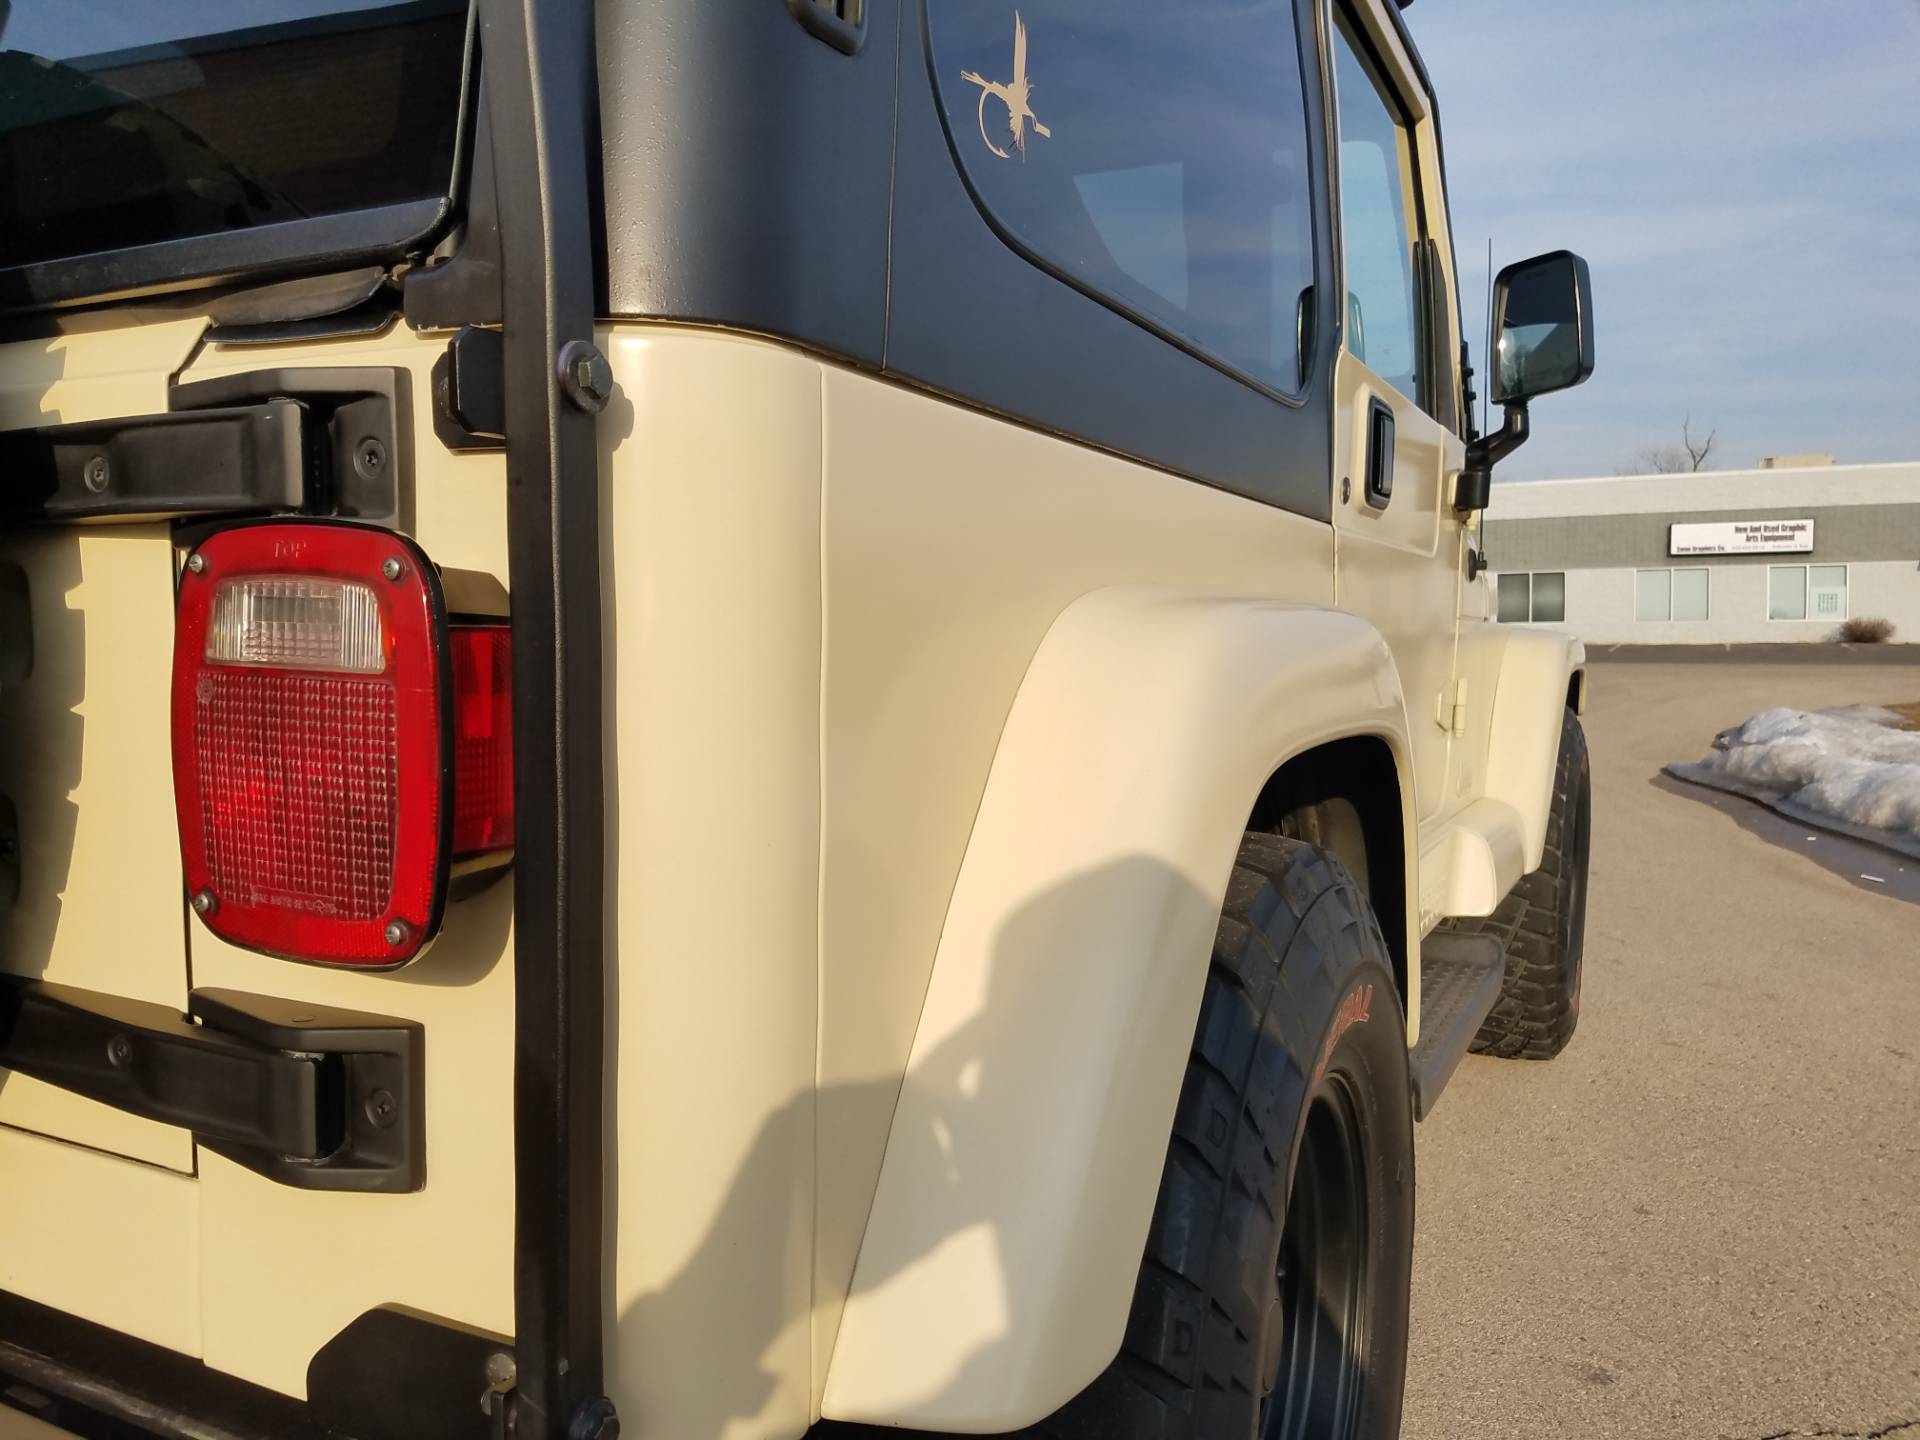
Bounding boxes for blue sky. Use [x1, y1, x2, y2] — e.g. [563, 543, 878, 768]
[1407, 1, 1920, 479]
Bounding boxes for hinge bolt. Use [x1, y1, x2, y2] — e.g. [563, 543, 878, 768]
[186, 553, 207, 575]
[82, 455, 110, 493]
[484, 1352, 517, 1393]
[568, 1397, 620, 1440]
[382, 557, 406, 582]
[353, 437, 387, 482]
[191, 888, 218, 916]
[365, 1088, 398, 1129]
[383, 918, 411, 948]
[557, 340, 613, 414]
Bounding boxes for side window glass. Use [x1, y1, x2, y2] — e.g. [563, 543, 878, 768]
[927, 3, 1318, 395]
[1331, 15, 1421, 403]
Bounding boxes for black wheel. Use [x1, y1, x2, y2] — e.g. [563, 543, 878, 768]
[1447, 707, 1591, 1060]
[1037, 833, 1414, 1440]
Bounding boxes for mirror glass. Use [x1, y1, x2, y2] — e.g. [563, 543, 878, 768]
[1493, 252, 1591, 402]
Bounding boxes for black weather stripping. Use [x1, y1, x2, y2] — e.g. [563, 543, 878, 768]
[474, 0, 616, 1435]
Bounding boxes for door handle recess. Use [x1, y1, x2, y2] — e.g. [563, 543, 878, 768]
[1364, 396, 1395, 510]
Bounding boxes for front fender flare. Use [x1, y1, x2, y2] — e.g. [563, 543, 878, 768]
[821, 587, 1416, 1432]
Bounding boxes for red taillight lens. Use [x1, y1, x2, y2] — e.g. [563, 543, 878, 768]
[450, 625, 514, 856]
[171, 523, 512, 967]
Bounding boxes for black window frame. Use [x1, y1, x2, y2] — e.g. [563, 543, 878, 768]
[1327, 2, 1468, 439]
[0, 2, 478, 316]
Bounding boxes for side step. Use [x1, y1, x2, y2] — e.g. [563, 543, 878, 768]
[1408, 930, 1506, 1120]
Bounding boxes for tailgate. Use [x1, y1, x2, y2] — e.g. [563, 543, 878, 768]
[0, 0, 611, 1434]
[0, 315, 520, 1393]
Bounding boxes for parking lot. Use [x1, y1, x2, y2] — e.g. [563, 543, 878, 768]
[1403, 654, 1920, 1439]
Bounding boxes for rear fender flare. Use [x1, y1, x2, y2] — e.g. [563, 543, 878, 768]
[820, 586, 1416, 1432]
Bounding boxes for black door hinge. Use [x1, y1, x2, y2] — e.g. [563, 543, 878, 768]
[0, 368, 405, 528]
[0, 978, 424, 1193]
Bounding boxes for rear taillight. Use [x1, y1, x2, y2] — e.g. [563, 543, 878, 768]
[172, 522, 512, 967]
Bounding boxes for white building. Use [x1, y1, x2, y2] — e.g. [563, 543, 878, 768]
[1480, 460, 1920, 645]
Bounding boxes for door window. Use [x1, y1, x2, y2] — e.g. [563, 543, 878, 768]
[1331, 15, 1420, 403]
[928, 2, 1319, 394]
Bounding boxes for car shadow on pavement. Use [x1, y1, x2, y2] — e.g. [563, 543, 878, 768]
[1651, 771, 1920, 906]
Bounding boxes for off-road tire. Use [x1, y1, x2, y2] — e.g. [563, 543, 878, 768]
[1032, 833, 1414, 1440]
[1446, 707, 1591, 1060]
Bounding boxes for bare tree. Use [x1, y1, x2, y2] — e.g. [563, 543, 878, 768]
[1623, 414, 1717, 474]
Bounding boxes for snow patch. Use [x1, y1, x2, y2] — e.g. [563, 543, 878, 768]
[1668, 704, 1920, 857]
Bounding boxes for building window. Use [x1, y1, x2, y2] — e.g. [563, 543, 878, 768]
[1768, 564, 1847, 621]
[1496, 571, 1565, 623]
[1636, 567, 1709, 622]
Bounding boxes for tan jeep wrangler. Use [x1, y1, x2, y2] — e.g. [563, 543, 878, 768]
[0, 2, 1594, 1437]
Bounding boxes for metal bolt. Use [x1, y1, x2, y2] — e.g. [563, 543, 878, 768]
[381, 556, 406, 582]
[82, 455, 110, 493]
[568, 1397, 620, 1440]
[484, 1352, 517, 1394]
[353, 436, 387, 483]
[106, 1034, 133, 1069]
[365, 1088, 398, 1129]
[383, 918, 411, 948]
[191, 888, 218, 916]
[186, 553, 207, 575]
[556, 340, 613, 414]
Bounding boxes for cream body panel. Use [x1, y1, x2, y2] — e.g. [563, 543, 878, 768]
[0, 320, 204, 1168]
[1460, 621, 1586, 872]
[811, 368, 1342, 1410]
[822, 589, 1412, 1431]
[173, 324, 519, 1393]
[0, 1125, 200, 1354]
[599, 329, 823, 1440]
[1330, 355, 1462, 827]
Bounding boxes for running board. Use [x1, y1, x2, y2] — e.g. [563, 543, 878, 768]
[1409, 931, 1506, 1120]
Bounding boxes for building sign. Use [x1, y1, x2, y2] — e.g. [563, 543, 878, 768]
[1669, 519, 1814, 556]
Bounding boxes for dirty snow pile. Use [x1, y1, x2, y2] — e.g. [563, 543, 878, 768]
[1668, 705, 1920, 857]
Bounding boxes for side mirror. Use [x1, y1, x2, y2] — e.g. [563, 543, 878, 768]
[1491, 250, 1594, 404]
[1455, 249, 1596, 513]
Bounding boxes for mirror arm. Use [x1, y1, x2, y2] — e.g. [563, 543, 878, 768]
[1454, 401, 1530, 513]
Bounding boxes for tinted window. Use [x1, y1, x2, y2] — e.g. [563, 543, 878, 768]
[1331, 15, 1420, 401]
[0, 1, 467, 269]
[1767, 565, 1807, 621]
[1672, 567, 1709, 622]
[928, 2, 1318, 395]
[1531, 571, 1566, 623]
[1496, 573, 1530, 623]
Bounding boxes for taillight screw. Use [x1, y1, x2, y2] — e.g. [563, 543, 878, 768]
[191, 888, 218, 916]
[384, 918, 411, 948]
[382, 557, 406, 582]
[186, 553, 207, 575]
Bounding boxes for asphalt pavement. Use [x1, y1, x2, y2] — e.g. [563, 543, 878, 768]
[1402, 657, 1920, 1440]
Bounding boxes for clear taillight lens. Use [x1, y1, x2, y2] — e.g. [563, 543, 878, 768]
[172, 522, 512, 968]
[205, 576, 388, 672]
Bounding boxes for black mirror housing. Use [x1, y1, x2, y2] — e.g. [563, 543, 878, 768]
[1490, 250, 1594, 405]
